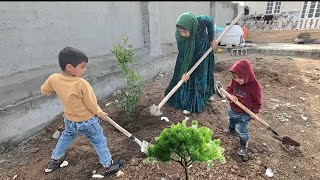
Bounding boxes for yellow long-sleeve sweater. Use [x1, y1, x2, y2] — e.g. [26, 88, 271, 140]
[40, 73, 106, 122]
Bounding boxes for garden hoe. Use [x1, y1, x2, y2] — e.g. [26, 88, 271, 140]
[150, 6, 250, 116]
[104, 113, 150, 154]
[215, 81, 300, 147]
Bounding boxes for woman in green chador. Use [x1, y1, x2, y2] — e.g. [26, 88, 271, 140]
[165, 12, 217, 115]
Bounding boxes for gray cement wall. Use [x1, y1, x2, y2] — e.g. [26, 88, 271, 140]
[0, 2, 144, 78]
[0, 1, 237, 147]
[158, 1, 211, 45]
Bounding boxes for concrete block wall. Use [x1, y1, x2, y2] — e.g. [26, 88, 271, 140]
[0, 1, 237, 147]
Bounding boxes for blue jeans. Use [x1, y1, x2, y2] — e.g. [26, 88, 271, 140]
[227, 108, 251, 147]
[51, 116, 112, 167]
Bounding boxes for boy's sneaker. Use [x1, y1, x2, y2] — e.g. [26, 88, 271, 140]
[44, 155, 68, 173]
[237, 146, 248, 156]
[92, 159, 125, 178]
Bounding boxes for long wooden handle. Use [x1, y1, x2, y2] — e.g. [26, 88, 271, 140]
[106, 116, 132, 138]
[219, 88, 270, 127]
[157, 10, 246, 109]
[157, 80, 184, 109]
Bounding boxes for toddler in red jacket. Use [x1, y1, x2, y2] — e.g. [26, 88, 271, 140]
[225, 59, 262, 156]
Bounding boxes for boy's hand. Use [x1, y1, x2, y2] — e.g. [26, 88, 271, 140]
[181, 73, 190, 83]
[99, 113, 108, 121]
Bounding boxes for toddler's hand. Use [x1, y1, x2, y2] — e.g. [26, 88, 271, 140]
[251, 113, 258, 121]
[230, 95, 238, 103]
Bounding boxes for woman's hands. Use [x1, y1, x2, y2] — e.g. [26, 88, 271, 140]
[210, 39, 218, 49]
[181, 73, 190, 82]
[181, 39, 217, 83]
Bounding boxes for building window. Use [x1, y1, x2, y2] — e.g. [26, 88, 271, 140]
[274, 1, 282, 13]
[308, 1, 317, 18]
[301, 1, 308, 18]
[300, 1, 320, 18]
[266, 1, 282, 15]
[314, 1, 320, 17]
[266, 1, 274, 14]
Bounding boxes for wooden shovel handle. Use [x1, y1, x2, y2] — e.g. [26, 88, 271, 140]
[157, 79, 184, 109]
[219, 88, 270, 127]
[106, 116, 132, 138]
[105, 116, 149, 152]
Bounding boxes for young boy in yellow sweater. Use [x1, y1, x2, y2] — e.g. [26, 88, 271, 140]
[41, 47, 124, 178]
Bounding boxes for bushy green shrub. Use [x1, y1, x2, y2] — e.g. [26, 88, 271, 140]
[146, 119, 225, 180]
[111, 37, 143, 119]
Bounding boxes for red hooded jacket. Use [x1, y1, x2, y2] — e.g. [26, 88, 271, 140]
[226, 59, 262, 114]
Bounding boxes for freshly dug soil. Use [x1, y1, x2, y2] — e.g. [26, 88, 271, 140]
[1, 53, 319, 180]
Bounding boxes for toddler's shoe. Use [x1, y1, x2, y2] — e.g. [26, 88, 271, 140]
[237, 146, 248, 156]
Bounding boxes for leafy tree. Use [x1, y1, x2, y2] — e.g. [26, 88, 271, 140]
[146, 120, 225, 180]
[111, 37, 143, 119]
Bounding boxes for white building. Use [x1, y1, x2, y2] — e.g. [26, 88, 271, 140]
[244, 1, 320, 30]
[245, 1, 301, 14]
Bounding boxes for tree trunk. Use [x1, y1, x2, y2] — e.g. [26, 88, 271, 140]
[185, 166, 190, 180]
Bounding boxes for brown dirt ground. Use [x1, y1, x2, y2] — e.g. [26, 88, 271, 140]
[1, 53, 320, 180]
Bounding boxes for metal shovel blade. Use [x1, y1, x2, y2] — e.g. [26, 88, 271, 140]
[274, 135, 300, 147]
[283, 136, 300, 147]
[133, 136, 150, 154]
[149, 104, 163, 116]
[215, 81, 226, 98]
[141, 140, 150, 154]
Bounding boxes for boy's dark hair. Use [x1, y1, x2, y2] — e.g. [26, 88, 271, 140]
[58, 47, 88, 71]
